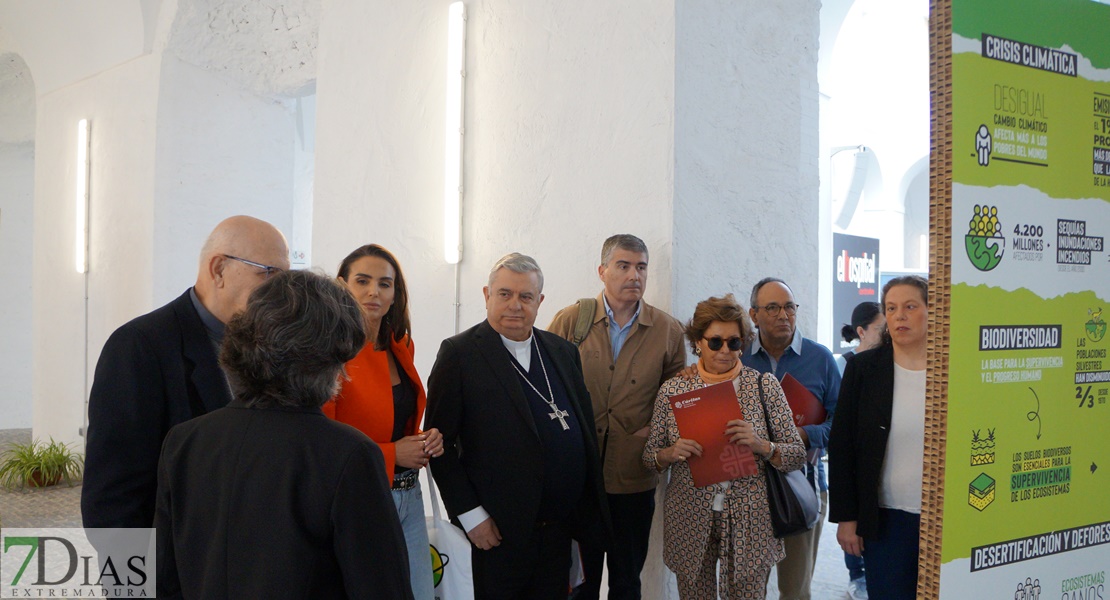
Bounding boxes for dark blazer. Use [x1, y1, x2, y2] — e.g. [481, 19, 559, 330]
[82, 289, 233, 529]
[828, 343, 895, 539]
[426, 321, 609, 547]
[155, 402, 413, 599]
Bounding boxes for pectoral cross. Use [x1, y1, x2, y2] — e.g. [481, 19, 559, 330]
[548, 408, 570, 430]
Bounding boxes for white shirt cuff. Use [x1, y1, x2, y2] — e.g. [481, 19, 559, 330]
[458, 506, 491, 532]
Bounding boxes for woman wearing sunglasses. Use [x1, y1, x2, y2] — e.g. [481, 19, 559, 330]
[643, 294, 805, 599]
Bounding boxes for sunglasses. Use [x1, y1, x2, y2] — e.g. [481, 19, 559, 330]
[705, 336, 743, 351]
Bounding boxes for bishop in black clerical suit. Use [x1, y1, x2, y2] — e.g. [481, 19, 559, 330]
[427, 253, 610, 600]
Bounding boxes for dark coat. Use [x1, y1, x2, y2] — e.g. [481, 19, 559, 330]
[155, 402, 413, 600]
[425, 321, 610, 547]
[828, 343, 896, 539]
[82, 289, 232, 529]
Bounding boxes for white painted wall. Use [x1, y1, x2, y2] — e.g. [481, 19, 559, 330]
[0, 141, 35, 429]
[290, 94, 315, 269]
[314, 0, 677, 377]
[33, 55, 161, 446]
[151, 56, 297, 307]
[672, 0, 822, 334]
[0, 49, 36, 430]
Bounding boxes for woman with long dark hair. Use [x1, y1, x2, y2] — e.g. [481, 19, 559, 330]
[325, 244, 443, 600]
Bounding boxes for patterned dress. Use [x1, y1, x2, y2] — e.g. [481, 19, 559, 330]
[642, 367, 805, 598]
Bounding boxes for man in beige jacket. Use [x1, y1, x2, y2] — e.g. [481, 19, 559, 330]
[548, 234, 686, 600]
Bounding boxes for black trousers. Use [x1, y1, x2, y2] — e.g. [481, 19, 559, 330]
[573, 489, 655, 600]
[472, 521, 572, 600]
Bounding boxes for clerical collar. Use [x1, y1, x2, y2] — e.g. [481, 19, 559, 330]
[500, 332, 534, 372]
[189, 287, 225, 348]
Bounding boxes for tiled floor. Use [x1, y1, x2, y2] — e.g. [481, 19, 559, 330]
[766, 506, 856, 599]
[0, 428, 855, 598]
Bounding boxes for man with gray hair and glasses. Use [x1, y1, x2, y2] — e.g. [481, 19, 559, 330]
[427, 252, 609, 599]
[83, 215, 289, 530]
[548, 234, 685, 600]
[742, 277, 840, 600]
[155, 269, 412, 598]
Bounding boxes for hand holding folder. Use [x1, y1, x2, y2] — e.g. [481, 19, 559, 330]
[667, 381, 758, 487]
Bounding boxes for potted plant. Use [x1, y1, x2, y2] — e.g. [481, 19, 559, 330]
[0, 438, 84, 491]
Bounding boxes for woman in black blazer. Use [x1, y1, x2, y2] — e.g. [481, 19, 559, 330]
[829, 275, 929, 600]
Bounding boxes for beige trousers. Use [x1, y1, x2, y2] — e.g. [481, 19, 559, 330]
[776, 490, 828, 600]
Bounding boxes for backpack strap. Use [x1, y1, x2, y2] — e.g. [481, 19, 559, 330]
[571, 298, 597, 347]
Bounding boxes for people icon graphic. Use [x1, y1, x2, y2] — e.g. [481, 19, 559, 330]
[975, 124, 992, 166]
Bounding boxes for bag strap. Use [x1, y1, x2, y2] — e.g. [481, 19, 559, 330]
[571, 298, 597, 347]
[427, 469, 444, 521]
[756, 375, 776, 443]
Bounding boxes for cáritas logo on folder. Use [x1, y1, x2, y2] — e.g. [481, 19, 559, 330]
[668, 381, 756, 487]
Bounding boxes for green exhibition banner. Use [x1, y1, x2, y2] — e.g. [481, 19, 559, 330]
[942, 0, 1110, 596]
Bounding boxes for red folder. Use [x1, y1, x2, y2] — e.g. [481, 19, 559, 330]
[780, 373, 827, 426]
[668, 381, 758, 487]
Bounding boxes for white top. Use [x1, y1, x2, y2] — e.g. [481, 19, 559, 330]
[458, 331, 536, 532]
[878, 363, 926, 513]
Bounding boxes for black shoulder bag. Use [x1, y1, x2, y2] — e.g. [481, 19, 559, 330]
[757, 375, 820, 538]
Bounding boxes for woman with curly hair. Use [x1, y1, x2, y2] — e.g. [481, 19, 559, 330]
[643, 294, 805, 599]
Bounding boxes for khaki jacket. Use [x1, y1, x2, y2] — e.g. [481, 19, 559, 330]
[548, 293, 686, 493]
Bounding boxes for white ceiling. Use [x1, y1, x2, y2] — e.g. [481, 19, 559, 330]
[0, 1, 147, 96]
[0, 0, 318, 100]
[163, 0, 318, 98]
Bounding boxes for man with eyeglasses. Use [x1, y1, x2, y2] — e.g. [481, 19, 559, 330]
[82, 215, 290, 529]
[742, 277, 840, 600]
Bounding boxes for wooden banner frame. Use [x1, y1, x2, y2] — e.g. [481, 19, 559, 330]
[919, 0, 952, 595]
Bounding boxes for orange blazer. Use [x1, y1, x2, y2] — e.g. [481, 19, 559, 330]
[323, 335, 427, 478]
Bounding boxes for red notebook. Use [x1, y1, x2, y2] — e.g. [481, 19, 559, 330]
[668, 381, 758, 487]
[780, 373, 827, 426]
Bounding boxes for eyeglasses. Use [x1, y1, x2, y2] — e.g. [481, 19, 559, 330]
[223, 254, 284, 279]
[705, 336, 743, 351]
[754, 303, 799, 317]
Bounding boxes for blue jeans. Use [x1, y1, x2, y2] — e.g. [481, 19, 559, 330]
[844, 551, 865, 581]
[862, 508, 920, 600]
[393, 477, 435, 600]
